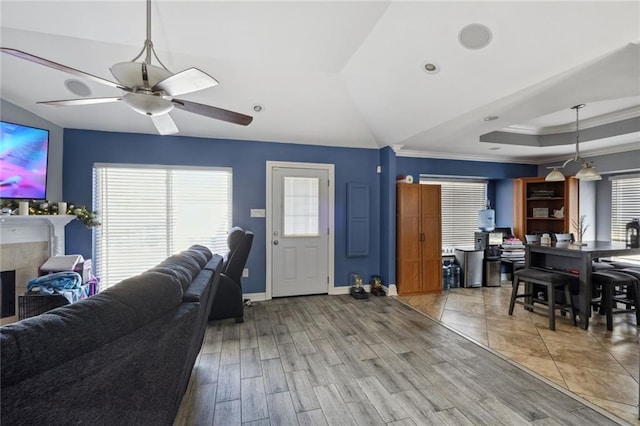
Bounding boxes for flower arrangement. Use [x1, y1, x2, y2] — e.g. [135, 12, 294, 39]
[0, 199, 101, 228]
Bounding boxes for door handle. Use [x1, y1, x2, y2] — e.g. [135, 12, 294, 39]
[273, 240, 279, 245]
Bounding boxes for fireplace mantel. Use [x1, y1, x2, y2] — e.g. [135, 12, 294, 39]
[0, 215, 76, 256]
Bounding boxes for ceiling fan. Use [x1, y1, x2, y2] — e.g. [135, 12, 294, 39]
[0, 0, 253, 135]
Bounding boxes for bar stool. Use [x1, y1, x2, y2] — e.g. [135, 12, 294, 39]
[592, 270, 640, 331]
[508, 268, 577, 330]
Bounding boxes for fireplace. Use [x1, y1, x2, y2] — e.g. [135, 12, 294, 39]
[1, 270, 16, 318]
[0, 215, 75, 325]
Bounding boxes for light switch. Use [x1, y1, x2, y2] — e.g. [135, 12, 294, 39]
[250, 209, 266, 218]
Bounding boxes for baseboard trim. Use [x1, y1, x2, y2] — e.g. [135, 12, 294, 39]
[250, 285, 394, 298]
[243, 292, 266, 302]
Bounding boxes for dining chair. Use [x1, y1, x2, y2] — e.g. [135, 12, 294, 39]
[554, 233, 574, 242]
[525, 234, 540, 244]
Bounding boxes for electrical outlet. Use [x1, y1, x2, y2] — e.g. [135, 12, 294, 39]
[242, 268, 249, 278]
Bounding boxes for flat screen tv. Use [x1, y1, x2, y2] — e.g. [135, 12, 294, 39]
[0, 121, 49, 199]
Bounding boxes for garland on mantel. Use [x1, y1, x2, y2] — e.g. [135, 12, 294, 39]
[0, 199, 101, 228]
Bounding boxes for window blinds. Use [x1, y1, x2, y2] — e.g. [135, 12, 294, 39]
[93, 164, 232, 288]
[611, 174, 640, 243]
[419, 177, 487, 251]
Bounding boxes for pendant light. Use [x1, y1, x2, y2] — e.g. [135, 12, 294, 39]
[545, 104, 602, 181]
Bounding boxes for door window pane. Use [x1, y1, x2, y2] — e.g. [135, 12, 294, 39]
[283, 177, 319, 236]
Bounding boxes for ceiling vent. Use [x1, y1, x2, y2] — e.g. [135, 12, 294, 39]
[458, 24, 493, 50]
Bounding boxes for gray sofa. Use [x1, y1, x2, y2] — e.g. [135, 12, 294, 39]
[0, 245, 223, 426]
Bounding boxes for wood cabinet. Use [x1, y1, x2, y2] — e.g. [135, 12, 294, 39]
[513, 176, 578, 241]
[396, 183, 442, 294]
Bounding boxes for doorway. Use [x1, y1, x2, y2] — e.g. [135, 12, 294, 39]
[266, 161, 334, 299]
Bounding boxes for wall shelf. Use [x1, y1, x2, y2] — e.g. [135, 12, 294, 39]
[513, 177, 578, 240]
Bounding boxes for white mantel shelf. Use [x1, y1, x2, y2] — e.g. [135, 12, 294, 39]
[0, 215, 77, 256]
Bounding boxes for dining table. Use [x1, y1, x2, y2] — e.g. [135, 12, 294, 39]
[525, 240, 640, 329]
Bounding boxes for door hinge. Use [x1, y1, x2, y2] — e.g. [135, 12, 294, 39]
[327, 276, 329, 284]
[327, 227, 330, 235]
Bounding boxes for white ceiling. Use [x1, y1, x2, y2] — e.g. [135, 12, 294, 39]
[1, 1, 639, 164]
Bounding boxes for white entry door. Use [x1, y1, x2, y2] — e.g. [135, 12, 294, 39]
[270, 165, 331, 297]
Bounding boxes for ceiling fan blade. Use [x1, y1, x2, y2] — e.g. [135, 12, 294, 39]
[1, 48, 125, 90]
[37, 97, 122, 106]
[171, 98, 253, 126]
[152, 68, 219, 97]
[151, 114, 179, 135]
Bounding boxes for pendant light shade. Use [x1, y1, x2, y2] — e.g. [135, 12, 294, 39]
[544, 104, 602, 182]
[575, 162, 602, 181]
[545, 167, 565, 182]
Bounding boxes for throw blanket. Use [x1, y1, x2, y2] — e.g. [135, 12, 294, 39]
[27, 271, 85, 304]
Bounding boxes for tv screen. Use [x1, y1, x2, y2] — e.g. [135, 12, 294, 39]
[0, 121, 49, 199]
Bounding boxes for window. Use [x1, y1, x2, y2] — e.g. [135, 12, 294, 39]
[94, 164, 232, 288]
[420, 176, 488, 252]
[611, 174, 640, 262]
[283, 176, 319, 236]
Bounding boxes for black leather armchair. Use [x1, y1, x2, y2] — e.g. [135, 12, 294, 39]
[208, 227, 254, 323]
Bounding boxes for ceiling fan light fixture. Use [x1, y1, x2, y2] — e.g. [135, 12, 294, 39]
[545, 167, 565, 182]
[110, 61, 172, 89]
[123, 92, 173, 116]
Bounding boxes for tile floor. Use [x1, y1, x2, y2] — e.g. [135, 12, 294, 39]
[398, 283, 640, 425]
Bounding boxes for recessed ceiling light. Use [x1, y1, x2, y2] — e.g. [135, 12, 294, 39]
[64, 79, 92, 97]
[483, 115, 499, 121]
[459, 23, 493, 50]
[423, 62, 440, 74]
[253, 104, 264, 113]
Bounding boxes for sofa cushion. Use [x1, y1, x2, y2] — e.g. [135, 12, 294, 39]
[185, 245, 212, 268]
[158, 253, 202, 285]
[0, 271, 183, 388]
[146, 265, 194, 291]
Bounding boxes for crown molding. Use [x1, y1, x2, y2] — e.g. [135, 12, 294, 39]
[397, 141, 640, 165]
[501, 105, 640, 136]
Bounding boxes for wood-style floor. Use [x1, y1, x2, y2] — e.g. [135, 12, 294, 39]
[175, 294, 626, 425]
[399, 284, 640, 425]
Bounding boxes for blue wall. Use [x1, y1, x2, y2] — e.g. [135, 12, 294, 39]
[495, 179, 515, 229]
[63, 129, 381, 293]
[62, 129, 538, 293]
[379, 147, 397, 286]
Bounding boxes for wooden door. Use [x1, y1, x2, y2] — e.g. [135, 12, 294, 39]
[420, 185, 442, 292]
[397, 184, 422, 294]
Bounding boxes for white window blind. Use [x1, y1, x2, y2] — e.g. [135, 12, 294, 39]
[93, 164, 232, 288]
[420, 177, 487, 252]
[611, 174, 640, 262]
